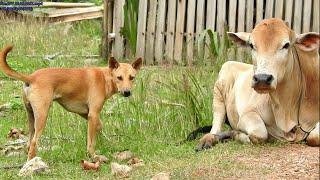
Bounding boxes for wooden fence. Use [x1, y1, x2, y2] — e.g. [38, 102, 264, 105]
[102, 0, 319, 65]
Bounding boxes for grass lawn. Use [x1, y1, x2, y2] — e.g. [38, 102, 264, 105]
[0, 16, 296, 179]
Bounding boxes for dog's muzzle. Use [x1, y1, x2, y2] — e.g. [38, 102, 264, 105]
[122, 90, 131, 97]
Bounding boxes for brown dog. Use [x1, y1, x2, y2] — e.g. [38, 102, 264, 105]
[0, 45, 142, 160]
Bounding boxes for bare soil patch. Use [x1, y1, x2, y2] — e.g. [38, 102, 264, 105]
[191, 144, 319, 179]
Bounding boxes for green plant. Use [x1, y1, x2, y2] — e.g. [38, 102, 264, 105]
[120, 0, 139, 56]
[197, 29, 233, 70]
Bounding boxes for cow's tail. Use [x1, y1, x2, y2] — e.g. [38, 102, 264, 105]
[0, 45, 31, 83]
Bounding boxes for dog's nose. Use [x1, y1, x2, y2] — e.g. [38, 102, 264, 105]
[123, 90, 131, 97]
[253, 74, 274, 86]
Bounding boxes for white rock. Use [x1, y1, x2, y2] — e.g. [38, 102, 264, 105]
[111, 162, 132, 177]
[151, 172, 170, 180]
[114, 150, 134, 161]
[18, 157, 49, 177]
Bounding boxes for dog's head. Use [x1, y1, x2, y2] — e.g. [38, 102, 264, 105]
[109, 57, 143, 97]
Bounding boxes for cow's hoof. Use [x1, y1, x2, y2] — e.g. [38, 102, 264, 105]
[195, 133, 218, 152]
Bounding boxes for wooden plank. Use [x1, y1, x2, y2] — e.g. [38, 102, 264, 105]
[274, 0, 284, 18]
[174, 0, 187, 64]
[135, 0, 148, 59]
[284, 0, 293, 28]
[265, 0, 274, 19]
[112, 0, 125, 59]
[216, 0, 226, 35]
[237, 0, 245, 31]
[42, 2, 95, 8]
[145, 0, 157, 65]
[228, 0, 237, 32]
[165, 0, 177, 63]
[293, 0, 302, 33]
[196, 0, 205, 58]
[186, 0, 197, 65]
[256, 0, 264, 23]
[52, 10, 103, 24]
[45, 6, 103, 17]
[302, 0, 312, 33]
[246, 0, 254, 32]
[154, 0, 166, 64]
[313, 0, 320, 32]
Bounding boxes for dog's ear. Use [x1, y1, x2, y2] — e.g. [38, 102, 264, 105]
[132, 57, 143, 70]
[109, 57, 119, 69]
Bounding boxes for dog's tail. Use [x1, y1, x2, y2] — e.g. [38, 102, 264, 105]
[0, 45, 31, 83]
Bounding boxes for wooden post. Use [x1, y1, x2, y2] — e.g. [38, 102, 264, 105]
[313, 0, 320, 32]
[284, 0, 293, 28]
[136, 0, 148, 61]
[154, 0, 166, 64]
[293, 0, 302, 34]
[112, 0, 125, 59]
[145, 0, 158, 65]
[173, 0, 186, 64]
[186, 0, 197, 65]
[101, 0, 109, 60]
[302, 0, 312, 33]
[165, 0, 177, 64]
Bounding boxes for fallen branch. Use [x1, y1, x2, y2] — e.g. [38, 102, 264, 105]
[9, 54, 100, 58]
[0, 164, 24, 169]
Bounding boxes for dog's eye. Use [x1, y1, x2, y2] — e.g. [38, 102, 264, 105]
[129, 76, 135, 80]
[117, 76, 123, 80]
[282, 43, 290, 49]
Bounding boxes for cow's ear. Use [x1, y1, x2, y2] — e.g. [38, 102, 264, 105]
[132, 57, 143, 70]
[109, 57, 119, 69]
[227, 32, 251, 47]
[295, 32, 320, 52]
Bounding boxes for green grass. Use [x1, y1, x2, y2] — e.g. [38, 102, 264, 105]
[0, 15, 284, 179]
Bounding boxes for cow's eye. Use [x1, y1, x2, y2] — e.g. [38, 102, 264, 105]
[249, 43, 255, 50]
[117, 76, 123, 80]
[129, 75, 135, 81]
[282, 43, 290, 49]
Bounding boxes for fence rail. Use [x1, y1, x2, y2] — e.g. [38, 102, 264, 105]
[103, 0, 319, 65]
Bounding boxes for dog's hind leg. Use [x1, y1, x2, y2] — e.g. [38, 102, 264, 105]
[27, 90, 53, 161]
[23, 92, 35, 149]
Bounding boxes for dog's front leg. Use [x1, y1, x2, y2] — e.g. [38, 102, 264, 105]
[87, 111, 102, 156]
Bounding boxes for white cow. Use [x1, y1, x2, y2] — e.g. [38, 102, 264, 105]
[197, 18, 319, 151]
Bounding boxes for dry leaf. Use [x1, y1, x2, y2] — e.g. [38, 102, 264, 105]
[7, 128, 25, 140]
[151, 172, 170, 180]
[80, 160, 100, 171]
[93, 154, 108, 163]
[114, 150, 134, 161]
[127, 157, 145, 167]
[111, 162, 132, 177]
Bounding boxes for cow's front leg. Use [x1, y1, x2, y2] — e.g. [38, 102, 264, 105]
[306, 122, 319, 146]
[196, 84, 227, 151]
[237, 112, 268, 143]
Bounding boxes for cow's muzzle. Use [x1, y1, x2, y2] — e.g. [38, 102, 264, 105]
[252, 74, 274, 92]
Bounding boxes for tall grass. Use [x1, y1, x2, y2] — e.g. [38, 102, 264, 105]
[120, 0, 139, 56]
[197, 29, 233, 70]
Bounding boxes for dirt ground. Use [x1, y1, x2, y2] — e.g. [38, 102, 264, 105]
[191, 144, 319, 179]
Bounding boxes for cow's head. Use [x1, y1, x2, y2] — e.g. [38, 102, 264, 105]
[228, 18, 319, 93]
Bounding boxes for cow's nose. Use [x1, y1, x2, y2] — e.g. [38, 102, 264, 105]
[253, 74, 274, 85]
[123, 90, 131, 97]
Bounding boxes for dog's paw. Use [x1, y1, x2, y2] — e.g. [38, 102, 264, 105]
[195, 133, 219, 152]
